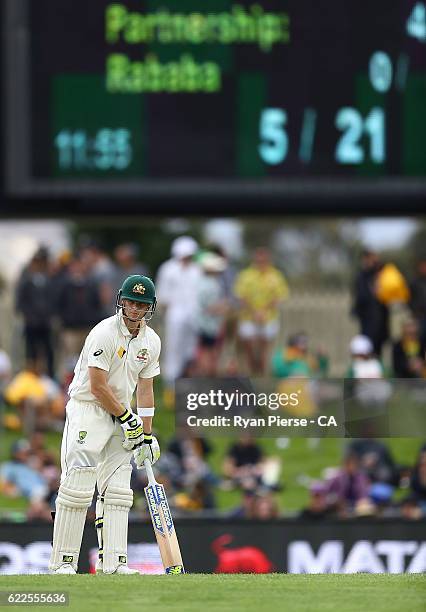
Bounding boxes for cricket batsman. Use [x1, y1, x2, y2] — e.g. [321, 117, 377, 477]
[49, 275, 161, 575]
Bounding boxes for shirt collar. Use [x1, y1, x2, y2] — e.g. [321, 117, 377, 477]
[117, 311, 146, 338]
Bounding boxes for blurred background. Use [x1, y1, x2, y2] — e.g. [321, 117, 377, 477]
[0, 0, 425, 574]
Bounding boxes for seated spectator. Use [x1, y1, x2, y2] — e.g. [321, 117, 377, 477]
[223, 434, 264, 491]
[166, 429, 216, 509]
[229, 486, 279, 520]
[28, 430, 58, 469]
[0, 439, 51, 520]
[410, 443, 426, 510]
[345, 335, 392, 416]
[272, 332, 328, 378]
[392, 319, 426, 378]
[347, 335, 385, 378]
[347, 439, 399, 485]
[28, 430, 61, 511]
[299, 481, 333, 520]
[399, 494, 424, 520]
[4, 362, 65, 432]
[196, 252, 229, 376]
[367, 482, 395, 517]
[324, 453, 370, 517]
[251, 489, 279, 519]
[228, 488, 257, 519]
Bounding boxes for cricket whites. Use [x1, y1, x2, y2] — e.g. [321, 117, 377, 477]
[144, 459, 185, 574]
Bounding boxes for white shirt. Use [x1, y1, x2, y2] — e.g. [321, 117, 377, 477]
[68, 313, 161, 406]
[156, 258, 201, 313]
[0, 350, 11, 378]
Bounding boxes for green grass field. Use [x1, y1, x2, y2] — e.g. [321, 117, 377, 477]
[1, 574, 425, 612]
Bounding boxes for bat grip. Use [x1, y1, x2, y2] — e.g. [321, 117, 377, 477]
[144, 458, 156, 484]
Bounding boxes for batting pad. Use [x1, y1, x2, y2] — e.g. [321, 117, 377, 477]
[102, 465, 133, 573]
[49, 467, 96, 572]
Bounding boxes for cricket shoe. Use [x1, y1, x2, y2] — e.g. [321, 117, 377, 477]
[95, 561, 139, 575]
[50, 563, 76, 575]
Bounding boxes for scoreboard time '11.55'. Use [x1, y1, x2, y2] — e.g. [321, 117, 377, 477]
[4, 0, 426, 202]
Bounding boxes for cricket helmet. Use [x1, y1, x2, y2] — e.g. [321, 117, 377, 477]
[116, 275, 157, 321]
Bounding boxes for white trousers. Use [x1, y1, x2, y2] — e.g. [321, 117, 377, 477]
[163, 309, 198, 384]
[61, 398, 131, 495]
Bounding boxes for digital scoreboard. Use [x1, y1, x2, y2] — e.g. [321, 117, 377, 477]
[4, 0, 426, 202]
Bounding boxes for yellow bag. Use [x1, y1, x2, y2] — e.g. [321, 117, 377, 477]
[376, 263, 410, 305]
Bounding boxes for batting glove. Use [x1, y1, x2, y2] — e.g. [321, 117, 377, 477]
[133, 434, 160, 468]
[118, 408, 144, 450]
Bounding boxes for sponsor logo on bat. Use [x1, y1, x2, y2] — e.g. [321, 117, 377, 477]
[155, 485, 174, 534]
[145, 485, 164, 535]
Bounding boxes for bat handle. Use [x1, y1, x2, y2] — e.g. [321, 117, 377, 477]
[144, 458, 156, 484]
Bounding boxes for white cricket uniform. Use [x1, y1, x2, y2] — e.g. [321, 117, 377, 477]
[61, 312, 160, 494]
[155, 258, 201, 384]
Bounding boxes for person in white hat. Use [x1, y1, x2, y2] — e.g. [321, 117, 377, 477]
[155, 237, 201, 404]
[348, 334, 384, 378]
[346, 334, 391, 410]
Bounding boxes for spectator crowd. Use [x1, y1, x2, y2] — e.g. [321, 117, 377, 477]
[0, 238, 425, 522]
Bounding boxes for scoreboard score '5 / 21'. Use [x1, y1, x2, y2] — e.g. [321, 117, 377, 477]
[4, 0, 426, 200]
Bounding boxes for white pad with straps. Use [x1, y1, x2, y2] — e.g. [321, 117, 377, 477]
[49, 467, 96, 572]
[102, 465, 133, 573]
[95, 496, 104, 571]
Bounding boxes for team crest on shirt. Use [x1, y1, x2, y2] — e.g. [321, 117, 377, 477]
[133, 283, 145, 295]
[136, 348, 149, 362]
[77, 431, 87, 444]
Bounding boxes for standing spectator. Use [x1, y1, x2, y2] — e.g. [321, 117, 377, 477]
[207, 245, 240, 365]
[79, 240, 116, 319]
[0, 338, 12, 392]
[156, 237, 201, 405]
[392, 319, 426, 378]
[352, 250, 389, 356]
[79, 240, 115, 285]
[197, 253, 229, 376]
[208, 245, 237, 305]
[54, 253, 103, 378]
[109, 243, 149, 315]
[410, 258, 426, 345]
[234, 248, 289, 374]
[15, 247, 55, 377]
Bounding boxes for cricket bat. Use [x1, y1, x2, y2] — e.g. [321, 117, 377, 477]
[144, 459, 185, 574]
